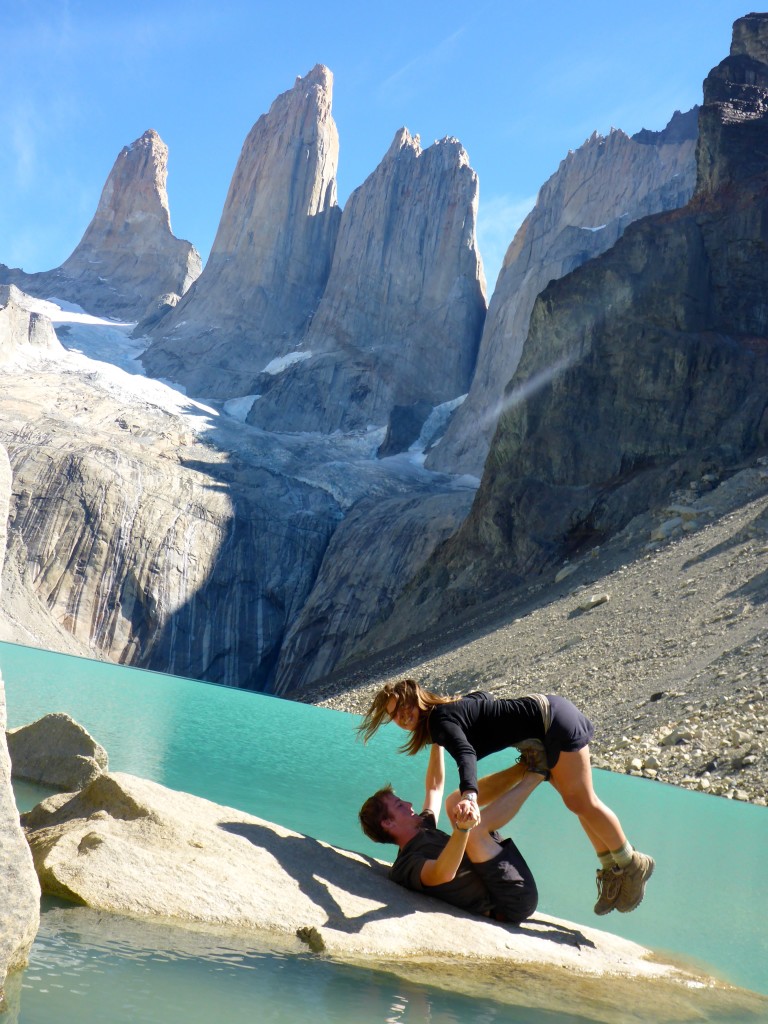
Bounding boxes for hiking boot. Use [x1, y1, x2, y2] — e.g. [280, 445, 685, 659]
[615, 852, 655, 913]
[594, 865, 623, 915]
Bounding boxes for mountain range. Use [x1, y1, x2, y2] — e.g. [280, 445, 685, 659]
[0, 14, 766, 701]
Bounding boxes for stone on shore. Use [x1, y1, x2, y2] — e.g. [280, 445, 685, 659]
[0, 676, 41, 1012]
[7, 712, 108, 790]
[20, 771, 766, 1022]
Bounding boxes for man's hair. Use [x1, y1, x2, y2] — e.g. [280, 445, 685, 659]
[358, 785, 396, 844]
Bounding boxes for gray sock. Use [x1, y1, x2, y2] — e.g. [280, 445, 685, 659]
[611, 841, 634, 868]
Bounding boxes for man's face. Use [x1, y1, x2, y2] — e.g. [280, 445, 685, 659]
[386, 695, 419, 731]
[381, 792, 419, 831]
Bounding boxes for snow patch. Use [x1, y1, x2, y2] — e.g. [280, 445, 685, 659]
[223, 395, 259, 421]
[409, 394, 467, 457]
[262, 351, 312, 375]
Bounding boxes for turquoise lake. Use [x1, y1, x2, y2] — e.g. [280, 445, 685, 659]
[1, 639, 767, 1023]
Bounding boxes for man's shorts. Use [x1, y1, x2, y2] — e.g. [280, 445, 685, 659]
[472, 837, 538, 924]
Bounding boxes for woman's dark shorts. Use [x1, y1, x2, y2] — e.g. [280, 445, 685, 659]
[543, 694, 595, 768]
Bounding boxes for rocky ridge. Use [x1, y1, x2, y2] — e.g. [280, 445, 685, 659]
[0, 130, 200, 321]
[142, 65, 342, 398]
[358, 14, 768, 673]
[0, 291, 472, 692]
[0, 285, 63, 364]
[246, 128, 486, 435]
[427, 109, 698, 477]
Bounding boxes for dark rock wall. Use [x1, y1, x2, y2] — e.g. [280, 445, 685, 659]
[360, 14, 768, 651]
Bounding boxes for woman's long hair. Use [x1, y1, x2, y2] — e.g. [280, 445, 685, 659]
[357, 678, 453, 756]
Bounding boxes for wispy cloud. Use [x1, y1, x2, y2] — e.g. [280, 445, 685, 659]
[8, 105, 39, 189]
[378, 26, 466, 104]
[476, 192, 537, 291]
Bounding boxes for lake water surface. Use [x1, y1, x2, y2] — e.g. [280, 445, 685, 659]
[2, 640, 766, 1022]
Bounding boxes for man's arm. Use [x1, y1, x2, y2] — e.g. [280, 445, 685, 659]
[422, 744, 445, 822]
[419, 826, 472, 887]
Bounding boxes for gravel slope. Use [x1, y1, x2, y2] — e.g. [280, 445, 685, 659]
[303, 461, 768, 806]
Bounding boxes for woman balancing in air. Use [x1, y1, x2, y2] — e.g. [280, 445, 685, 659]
[359, 680, 654, 915]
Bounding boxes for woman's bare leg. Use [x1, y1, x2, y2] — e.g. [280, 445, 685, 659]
[548, 746, 626, 853]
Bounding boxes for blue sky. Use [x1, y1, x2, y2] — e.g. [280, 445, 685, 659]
[0, 1, 754, 291]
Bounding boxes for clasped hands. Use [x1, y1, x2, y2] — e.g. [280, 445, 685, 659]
[453, 796, 481, 832]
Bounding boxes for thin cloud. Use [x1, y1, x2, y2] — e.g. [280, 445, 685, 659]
[8, 106, 39, 189]
[378, 26, 466, 103]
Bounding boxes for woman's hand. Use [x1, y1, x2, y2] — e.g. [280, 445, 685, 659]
[453, 796, 481, 830]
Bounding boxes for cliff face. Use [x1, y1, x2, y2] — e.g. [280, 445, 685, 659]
[1, 33, 761, 697]
[0, 289, 468, 691]
[142, 65, 342, 398]
[426, 109, 698, 476]
[272, 487, 475, 694]
[246, 129, 486, 435]
[0, 131, 201, 320]
[0, 440, 41, 1007]
[0, 293, 341, 687]
[363, 13, 768, 649]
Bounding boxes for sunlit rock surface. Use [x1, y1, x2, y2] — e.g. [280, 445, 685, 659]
[0, 285, 63, 364]
[427, 109, 698, 476]
[0, 131, 200, 320]
[143, 65, 341, 398]
[1, 447, 40, 1006]
[247, 129, 486, 434]
[0, 678, 40, 1007]
[7, 713, 108, 791]
[0, 355, 337, 688]
[20, 771, 766, 1023]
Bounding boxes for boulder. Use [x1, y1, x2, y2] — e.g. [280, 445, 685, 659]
[0, 676, 41, 1012]
[6, 712, 108, 790]
[20, 771, 764, 1022]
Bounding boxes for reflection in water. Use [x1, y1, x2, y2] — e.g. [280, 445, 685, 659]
[16, 900, 587, 1024]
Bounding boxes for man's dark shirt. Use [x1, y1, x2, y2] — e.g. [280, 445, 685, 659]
[388, 810, 493, 915]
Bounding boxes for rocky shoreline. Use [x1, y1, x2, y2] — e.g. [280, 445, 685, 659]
[302, 461, 768, 807]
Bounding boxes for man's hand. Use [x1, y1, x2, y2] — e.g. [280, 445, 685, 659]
[452, 793, 481, 830]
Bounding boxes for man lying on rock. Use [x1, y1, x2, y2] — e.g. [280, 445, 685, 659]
[358, 745, 545, 924]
